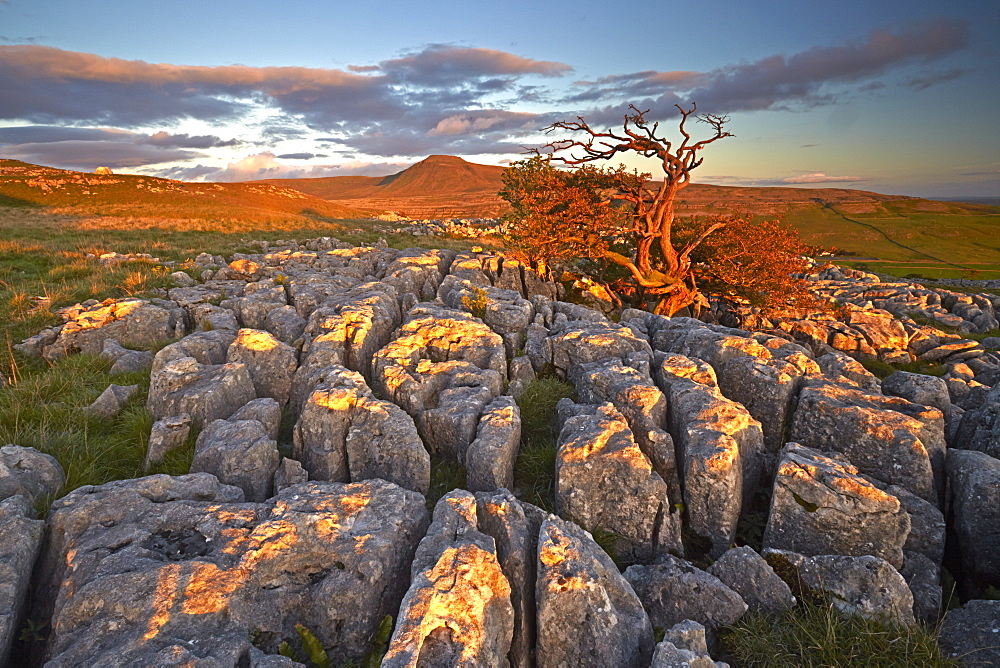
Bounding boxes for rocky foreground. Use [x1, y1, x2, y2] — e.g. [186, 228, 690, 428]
[4, 238, 1000, 666]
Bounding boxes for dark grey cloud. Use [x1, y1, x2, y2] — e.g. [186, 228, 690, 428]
[564, 18, 968, 120]
[0, 125, 131, 143]
[140, 131, 240, 149]
[0, 126, 237, 168]
[275, 152, 328, 160]
[904, 68, 966, 91]
[2, 140, 199, 169]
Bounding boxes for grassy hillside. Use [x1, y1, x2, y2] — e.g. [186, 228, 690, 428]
[0, 159, 374, 226]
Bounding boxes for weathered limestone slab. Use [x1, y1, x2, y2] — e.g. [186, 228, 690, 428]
[707, 546, 796, 615]
[624, 555, 747, 646]
[147, 356, 256, 427]
[43, 298, 185, 360]
[536, 516, 654, 668]
[0, 495, 44, 667]
[937, 600, 1000, 666]
[0, 444, 65, 504]
[764, 549, 915, 625]
[300, 283, 401, 380]
[227, 328, 298, 407]
[763, 443, 910, 569]
[475, 490, 546, 668]
[294, 366, 430, 495]
[556, 402, 681, 562]
[151, 329, 238, 373]
[572, 357, 681, 501]
[946, 449, 1000, 588]
[191, 419, 280, 502]
[466, 396, 521, 493]
[383, 491, 514, 668]
[144, 414, 192, 471]
[790, 379, 943, 502]
[40, 476, 428, 667]
[84, 383, 138, 419]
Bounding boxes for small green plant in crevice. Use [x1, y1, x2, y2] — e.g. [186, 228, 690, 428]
[364, 614, 394, 668]
[719, 596, 960, 667]
[513, 376, 575, 513]
[278, 623, 332, 668]
[461, 285, 490, 320]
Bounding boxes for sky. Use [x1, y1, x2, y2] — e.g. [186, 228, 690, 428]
[1, 0, 998, 197]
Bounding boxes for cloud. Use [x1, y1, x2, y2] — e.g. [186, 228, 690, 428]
[0, 20, 970, 161]
[275, 152, 328, 160]
[701, 173, 866, 187]
[427, 110, 539, 136]
[780, 173, 865, 184]
[0, 125, 239, 168]
[355, 44, 571, 85]
[904, 68, 966, 91]
[2, 140, 199, 169]
[140, 131, 239, 149]
[564, 18, 968, 118]
[168, 151, 410, 182]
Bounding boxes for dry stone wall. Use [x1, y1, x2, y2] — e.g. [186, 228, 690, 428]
[5, 240, 1000, 666]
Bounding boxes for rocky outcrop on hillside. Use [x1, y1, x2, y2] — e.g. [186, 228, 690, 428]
[6, 239, 1000, 666]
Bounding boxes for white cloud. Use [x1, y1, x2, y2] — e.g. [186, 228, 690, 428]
[781, 172, 865, 184]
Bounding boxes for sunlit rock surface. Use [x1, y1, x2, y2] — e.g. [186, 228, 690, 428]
[227, 328, 298, 407]
[536, 515, 654, 668]
[42, 298, 185, 361]
[39, 476, 428, 667]
[763, 443, 910, 569]
[294, 365, 430, 495]
[791, 379, 944, 502]
[384, 491, 513, 668]
[556, 402, 681, 562]
[147, 356, 256, 427]
[474, 490, 546, 668]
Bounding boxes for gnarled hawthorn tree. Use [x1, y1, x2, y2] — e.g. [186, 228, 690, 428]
[532, 103, 734, 315]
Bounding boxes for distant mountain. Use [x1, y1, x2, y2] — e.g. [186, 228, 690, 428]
[0, 159, 373, 223]
[259, 154, 999, 222]
[258, 155, 508, 219]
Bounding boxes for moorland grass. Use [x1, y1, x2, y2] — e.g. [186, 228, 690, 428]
[720, 597, 961, 667]
[0, 211, 487, 513]
[513, 376, 576, 512]
[0, 353, 196, 513]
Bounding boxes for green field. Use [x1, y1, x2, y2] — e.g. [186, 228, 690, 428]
[775, 201, 1000, 279]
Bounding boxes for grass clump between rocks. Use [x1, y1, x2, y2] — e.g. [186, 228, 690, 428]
[719, 597, 961, 667]
[860, 357, 947, 379]
[0, 352, 195, 513]
[513, 376, 575, 513]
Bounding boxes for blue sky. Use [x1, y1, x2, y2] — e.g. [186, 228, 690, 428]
[1, 0, 997, 197]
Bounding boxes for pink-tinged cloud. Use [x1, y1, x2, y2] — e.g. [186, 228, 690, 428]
[427, 110, 539, 136]
[356, 44, 572, 81]
[192, 151, 409, 182]
[781, 173, 865, 184]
